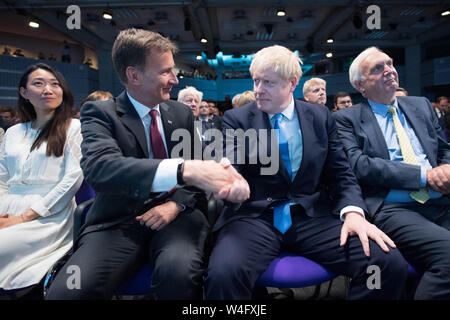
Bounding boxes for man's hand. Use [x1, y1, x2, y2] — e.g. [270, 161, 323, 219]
[183, 158, 250, 203]
[340, 212, 396, 257]
[427, 164, 450, 194]
[135, 201, 182, 231]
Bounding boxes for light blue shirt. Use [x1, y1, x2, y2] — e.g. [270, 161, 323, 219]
[269, 98, 365, 220]
[368, 99, 442, 202]
[127, 92, 182, 193]
[268, 99, 302, 179]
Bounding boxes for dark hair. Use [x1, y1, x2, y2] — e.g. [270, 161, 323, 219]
[333, 91, 351, 104]
[17, 63, 74, 157]
[112, 28, 178, 84]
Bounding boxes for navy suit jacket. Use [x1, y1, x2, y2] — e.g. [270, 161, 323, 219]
[79, 91, 204, 234]
[213, 99, 367, 232]
[333, 96, 450, 219]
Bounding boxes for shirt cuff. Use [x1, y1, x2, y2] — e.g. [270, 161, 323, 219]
[30, 200, 50, 218]
[340, 206, 365, 222]
[420, 166, 427, 187]
[151, 158, 183, 193]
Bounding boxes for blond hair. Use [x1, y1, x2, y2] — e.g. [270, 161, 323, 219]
[250, 45, 302, 82]
[302, 77, 326, 96]
[232, 91, 256, 108]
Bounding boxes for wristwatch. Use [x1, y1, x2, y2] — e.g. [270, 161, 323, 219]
[177, 159, 185, 186]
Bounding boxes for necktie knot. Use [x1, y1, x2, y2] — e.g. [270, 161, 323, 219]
[274, 113, 283, 123]
[387, 106, 397, 116]
[149, 109, 158, 119]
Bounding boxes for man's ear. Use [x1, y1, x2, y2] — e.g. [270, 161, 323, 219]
[354, 80, 364, 94]
[289, 77, 298, 93]
[125, 66, 140, 86]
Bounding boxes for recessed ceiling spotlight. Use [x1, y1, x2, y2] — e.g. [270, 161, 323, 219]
[326, 38, 334, 43]
[277, 9, 286, 17]
[102, 11, 113, 20]
[29, 21, 39, 28]
[326, 52, 333, 58]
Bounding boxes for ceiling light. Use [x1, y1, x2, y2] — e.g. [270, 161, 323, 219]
[277, 9, 286, 17]
[326, 52, 333, 58]
[442, 10, 450, 16]
[102, 11, 113, 20]
[196, 55, 202, 60]
[326, 38, 334, 43]
[201, 37, 207, 43]
[28, 21, 39, 28]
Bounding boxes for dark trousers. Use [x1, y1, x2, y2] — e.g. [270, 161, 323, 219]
[205, 207, 408, 300]
[45, 208, 209, 300]
[372, 197, 450, 299]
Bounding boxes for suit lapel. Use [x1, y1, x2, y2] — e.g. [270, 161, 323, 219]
[116, 92, 149, 158]
[160, 102, 175, 155]
[396, 98, 434, 163]
[250, 104, 291, 184]
[292, 100, 313, 183]
[360, 101, 390, 159]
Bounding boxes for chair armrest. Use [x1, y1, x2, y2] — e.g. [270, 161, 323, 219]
[73, 198, 94, 243]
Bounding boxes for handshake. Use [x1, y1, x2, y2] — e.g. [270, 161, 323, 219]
[182, 158, 250, 203]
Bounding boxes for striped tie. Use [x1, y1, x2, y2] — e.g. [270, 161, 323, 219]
[387, 106, 429, 203]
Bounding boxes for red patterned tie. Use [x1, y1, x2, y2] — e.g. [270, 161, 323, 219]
[149, 109, 167, 159]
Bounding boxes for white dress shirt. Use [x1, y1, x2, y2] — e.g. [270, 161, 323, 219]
[127, 93, 181, 192]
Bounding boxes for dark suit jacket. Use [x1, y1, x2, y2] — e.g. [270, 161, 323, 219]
[209, 115, 223, 131]
[79, 91, 204, 234]
[333, 96, 450, 219]
[213, 99, 367, 231]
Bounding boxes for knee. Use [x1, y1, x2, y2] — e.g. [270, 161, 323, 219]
[153, 247, 205, 283]
[371, 246, 409, 279]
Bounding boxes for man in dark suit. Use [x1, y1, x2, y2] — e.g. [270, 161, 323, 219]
[333, 47, 450, 299]
[205, 45, 407, 300]
[46, 28, 249, 300]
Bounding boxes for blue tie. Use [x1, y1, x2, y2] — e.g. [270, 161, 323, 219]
[273, 113, 292, 234]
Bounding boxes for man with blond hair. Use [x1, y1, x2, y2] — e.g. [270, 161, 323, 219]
[303, 77, 327, 105]
[334, 46, 450, 299]
[205, 45, 407, 300]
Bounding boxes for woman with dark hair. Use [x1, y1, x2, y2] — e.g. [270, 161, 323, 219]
[0, 63, 83, 293]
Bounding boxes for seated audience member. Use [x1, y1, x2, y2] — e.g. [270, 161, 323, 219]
[2, 46, 11, 55]
[333, 91, 353, 111]
[205, 45, 407, 300]
[302, 77, 327, 105]
[84, 58, 93, 67]
[333, 47, 450, 299]
[75, 91, 113, 119]
[178, 86, 202, 118]
[0, 63, 83, 295]
[80, 90, 113, 107]
[61, 40, 71, 63]
[0, 106, 18, 125]
[232, 90, 256, 108]
[207, 100, 222, 131]
[395, 87, 408, 97]
[45, 28, 249, 300]
[208, 100, 221, 117]
[13, 48, 24, 57]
